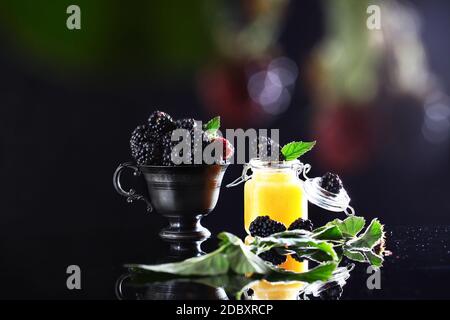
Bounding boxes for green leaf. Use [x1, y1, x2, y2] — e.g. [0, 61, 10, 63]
[124, 216, 385, 282]
[327, 216, 366, 237]
[347, 219, 384, 250]
[203, 116, 220, 134]
[339, 216, 366, 237]
[313, 225, 344, 241]
[219, 232, 271, 274]
[364, 251, 384, 268]
[293, 248, 337, 263]
[126, 244, 230, 276]
[218, 231, 244, 246]
[281, 141, 316, 161]
[343, 249, 367, 263]
[226, 245, 270, 274]
[266, 262, 337, 283]
[251, 230, 338, 262]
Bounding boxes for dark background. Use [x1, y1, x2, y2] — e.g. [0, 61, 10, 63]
[0, 0, 449, 299]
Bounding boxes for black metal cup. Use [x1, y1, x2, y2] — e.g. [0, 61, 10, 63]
[113, 163, 228, 257]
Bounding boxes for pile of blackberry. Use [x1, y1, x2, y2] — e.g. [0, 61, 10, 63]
[320, 172, 343, 194]
[249, 216, 286, 265]
[129, 111, 215, 166]
[249, 216, 316, 265]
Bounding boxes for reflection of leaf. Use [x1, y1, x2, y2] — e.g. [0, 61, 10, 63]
[266, 262, 338, 283]
[347, 219, 383, 250]
[194, 275, 255, 298]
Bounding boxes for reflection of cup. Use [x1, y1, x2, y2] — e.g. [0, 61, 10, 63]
[116, 274, 228, 300]
[113, 163, 228, 257]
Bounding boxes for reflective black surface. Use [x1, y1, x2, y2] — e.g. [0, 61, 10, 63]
[114, 226, 450, 300]
[1, 225, 449, 299]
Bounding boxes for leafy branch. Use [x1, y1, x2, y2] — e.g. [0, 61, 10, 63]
[127, 215, 386, 286]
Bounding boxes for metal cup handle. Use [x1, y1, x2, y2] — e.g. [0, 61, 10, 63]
[113, 162, 153, 213]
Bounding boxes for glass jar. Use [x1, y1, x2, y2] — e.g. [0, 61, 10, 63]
[227, 157, 353, 273]
[243, 159, 307, 233]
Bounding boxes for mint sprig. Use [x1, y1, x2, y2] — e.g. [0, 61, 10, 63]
[203, 116, 221, 135]
[281, 141, 316, 161]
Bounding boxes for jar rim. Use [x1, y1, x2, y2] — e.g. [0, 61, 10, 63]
[249, 158, 302, 170]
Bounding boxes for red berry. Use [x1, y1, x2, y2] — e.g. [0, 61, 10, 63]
[212, 137, 234, 160]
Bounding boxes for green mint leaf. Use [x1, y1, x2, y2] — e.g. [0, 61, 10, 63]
[347, 219, 384, 250]
[281, 141, 316, 161]
[203, 116, 220, 134]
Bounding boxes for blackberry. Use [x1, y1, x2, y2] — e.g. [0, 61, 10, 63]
[319, 282, 343, 300]
[134, 142, 161, 165]
[161, 130, 195, 165]
[288, 218, 313, 231]
[148, 111, 176, 135]
[175, 118, 197, 130]
[192, 130, 213, 164]
[320, 172, 343, 194]
[258, 249, 287, 266]
[130, 125, 151, 159]
[162, 148, 174, 166]
[249, 216, 286, 237]
[161, 132, 177, 166]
